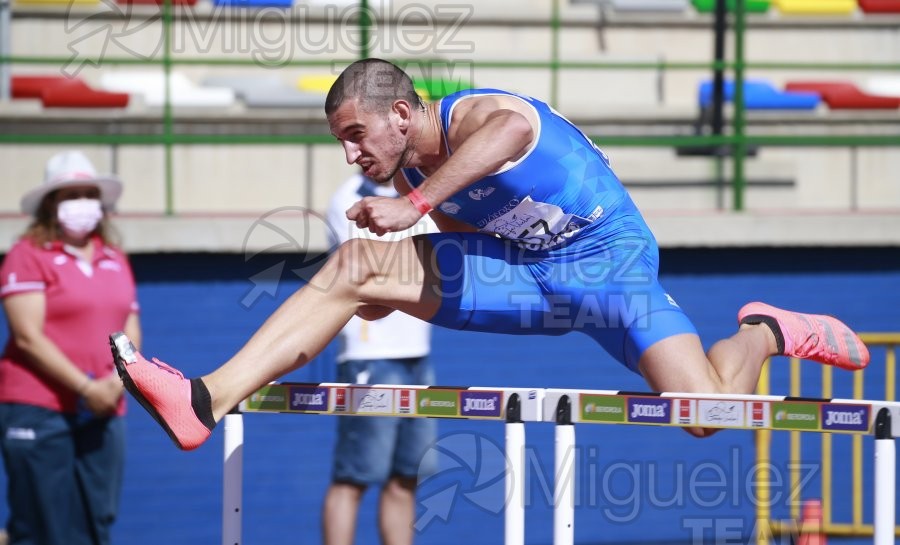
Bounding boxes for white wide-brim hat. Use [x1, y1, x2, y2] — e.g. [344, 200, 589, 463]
[21, 150, 123, 216]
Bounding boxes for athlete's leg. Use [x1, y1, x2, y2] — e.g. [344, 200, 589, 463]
[637, 326, 777, 395]
[111, 235, 445, 449]
[204, 236, 442, 419]
[565, 204, 866, 400]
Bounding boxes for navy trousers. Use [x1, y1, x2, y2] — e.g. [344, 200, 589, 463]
[0, 404, 125, 545]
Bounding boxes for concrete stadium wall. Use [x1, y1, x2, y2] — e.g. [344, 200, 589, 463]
[3, 2, 900, 222]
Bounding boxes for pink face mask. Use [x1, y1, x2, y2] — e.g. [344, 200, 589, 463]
[57, 198, 103, 238]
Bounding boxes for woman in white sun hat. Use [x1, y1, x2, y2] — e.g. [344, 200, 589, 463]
[0, 150, 141, 545]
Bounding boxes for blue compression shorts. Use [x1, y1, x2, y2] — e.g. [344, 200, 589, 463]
[425, 198, 698, 372]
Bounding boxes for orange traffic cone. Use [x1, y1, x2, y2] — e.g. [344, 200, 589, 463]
[797, 499, 826, 545]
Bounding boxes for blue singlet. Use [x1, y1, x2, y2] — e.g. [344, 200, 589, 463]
[401, 89, 697, 371]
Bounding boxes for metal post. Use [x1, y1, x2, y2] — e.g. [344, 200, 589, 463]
[504, 393, 525, 545]
[553, 395, 575, 545]
[711, 0, 727, 209]
[222, 410, 244, 545]
[874, 408, 895, 545]
[732, 0, 747, 211]
[710, 0, 726, 140]
[0, 0, 11, 101]
[359, 0, 370, 60]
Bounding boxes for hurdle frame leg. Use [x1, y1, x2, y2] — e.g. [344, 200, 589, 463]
[874, 408, 895, 545]
[505, 393, 525, 545]
[553, 395, 575, 545]
[222, 410, 244, 545]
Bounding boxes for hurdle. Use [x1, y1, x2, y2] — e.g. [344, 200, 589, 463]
[222, 382, 544, 545]
[223, 384, 900, 545]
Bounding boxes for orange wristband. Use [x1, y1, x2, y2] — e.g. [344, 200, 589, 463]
[407, 188, 433, 215]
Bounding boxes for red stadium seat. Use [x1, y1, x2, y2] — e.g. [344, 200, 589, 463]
[42, 80, 130, 108]
[11, 75, 73, 99]
[785, 81, 900, 109]
[11, 75, 129, 108]
[858, 0, 900, 12]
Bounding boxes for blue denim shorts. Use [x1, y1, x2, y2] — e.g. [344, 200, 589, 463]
[332, 357, 438, 485]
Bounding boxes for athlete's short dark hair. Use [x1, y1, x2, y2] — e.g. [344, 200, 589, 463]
[325, 58, 423, 116]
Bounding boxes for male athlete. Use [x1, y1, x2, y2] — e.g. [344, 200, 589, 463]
[110, 59, 869, 450]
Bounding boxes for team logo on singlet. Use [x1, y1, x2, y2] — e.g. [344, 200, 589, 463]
[468, 187, 495, 201]
[439, 202, 461, 215]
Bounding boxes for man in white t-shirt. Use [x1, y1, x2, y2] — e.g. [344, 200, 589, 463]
[321, 173, 437, 545]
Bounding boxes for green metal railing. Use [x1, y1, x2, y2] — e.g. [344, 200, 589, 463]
[1, 0, 898, 214]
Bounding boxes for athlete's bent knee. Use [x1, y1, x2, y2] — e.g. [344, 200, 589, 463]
[334, 238, 391, 288]
[356, 305, 395, 320]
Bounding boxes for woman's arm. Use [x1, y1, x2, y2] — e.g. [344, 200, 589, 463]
[3, 292, 93, 394]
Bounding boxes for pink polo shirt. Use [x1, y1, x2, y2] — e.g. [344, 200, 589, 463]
[0, 236, 138, 414]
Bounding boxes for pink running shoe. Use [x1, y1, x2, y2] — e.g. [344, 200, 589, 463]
[110, 332, 215, 450]
[738, 302, 870, 371]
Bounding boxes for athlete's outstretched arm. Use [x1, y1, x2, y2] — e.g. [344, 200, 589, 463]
[351, 96, 536, 235]
[393, 173, 477, 233]
[413, 98, 535, 207]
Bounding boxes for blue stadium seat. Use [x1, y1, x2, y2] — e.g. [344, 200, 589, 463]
[699, 79, 821, 110]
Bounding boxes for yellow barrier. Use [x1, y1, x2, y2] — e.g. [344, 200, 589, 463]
[772, 0, 858, 15]
[296, 74, 338, 94]
[756, 333, 900, 545]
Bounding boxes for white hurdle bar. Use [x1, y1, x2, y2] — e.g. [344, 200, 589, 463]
[224, 384, 900, 545]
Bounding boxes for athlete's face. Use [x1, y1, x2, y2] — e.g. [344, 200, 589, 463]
[328, 98, 410, 183]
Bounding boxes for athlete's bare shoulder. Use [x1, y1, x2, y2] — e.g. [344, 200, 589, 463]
[445, 94, 539, 151]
